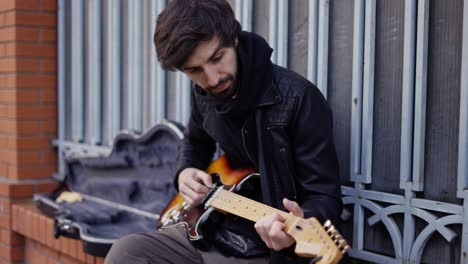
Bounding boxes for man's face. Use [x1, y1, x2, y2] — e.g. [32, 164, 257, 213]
[181, 36, 238, 99]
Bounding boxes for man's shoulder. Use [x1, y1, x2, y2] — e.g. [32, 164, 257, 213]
[272, 65, 321, 99]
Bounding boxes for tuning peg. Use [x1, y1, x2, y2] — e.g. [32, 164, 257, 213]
[324, 220, 332, 229]
[338, 239, 347, 248]
[333, 234, 343, 244]
[341, 245, 351, 254]
[326, 224, 336, 235]
[334, 234, 343, 242]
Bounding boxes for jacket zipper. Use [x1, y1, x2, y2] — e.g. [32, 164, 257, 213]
[280, 147, 297, 200]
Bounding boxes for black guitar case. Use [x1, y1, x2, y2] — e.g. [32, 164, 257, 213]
[34, 120, 184, 257]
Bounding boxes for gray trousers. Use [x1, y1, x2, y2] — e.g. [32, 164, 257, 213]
[104, 225, 270, 264]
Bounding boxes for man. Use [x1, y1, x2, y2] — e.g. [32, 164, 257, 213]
[105, 0, 343, 263]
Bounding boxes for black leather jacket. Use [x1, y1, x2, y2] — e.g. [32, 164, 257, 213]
[175, 32, 342, 263]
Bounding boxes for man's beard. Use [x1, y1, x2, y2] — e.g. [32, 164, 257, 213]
[205, 75, 237, 100]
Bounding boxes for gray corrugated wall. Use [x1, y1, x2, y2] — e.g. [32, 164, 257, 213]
[57, 0, 467, 263]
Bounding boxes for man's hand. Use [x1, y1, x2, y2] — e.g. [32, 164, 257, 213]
[254, 198, 304, 251]
[178, 168, 213, 206]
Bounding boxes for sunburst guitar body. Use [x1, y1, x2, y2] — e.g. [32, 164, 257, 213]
[157, 155, 350, 264]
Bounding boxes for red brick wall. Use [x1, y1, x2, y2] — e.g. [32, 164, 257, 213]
[0, 0, 61, 263]
[12, 204, 105, 264]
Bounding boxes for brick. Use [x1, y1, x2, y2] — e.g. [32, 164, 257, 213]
[14, 13, 56, 27]
[41, 29, 56, 42]
[17, 74, 56, 89]
[0, 0, 40, 12]
[52, 227, 61, 253]
[0, 58, 40, 73]
[5, 74, 55, 89]
[0, 27, 40, 42]
[40, 119, 57, 134]
[0, 243, 24, 262]
[40, 150, 57, 164]
[68, 238, 78, 259]
[24, 243, 45, 264]
[24, 239, 33, 259]
[60, 253, 81, 264]
[0, 105, 7, 118]
[0, 74, 15, 89]
[15, 59, 40, 73]
[0, 164, 6, 178]
[4, 12, 15, 26]
[8, 136, 51, 150]
[47, 257, 61, 264]
[38, 242, 59, 261]
[17, 120, 41, 135]
[0, 199, 12, 214]
[45, 217, 54, 249]
[41, 0, 57, 12]
[10, 204, 18, 231]
[32, 213, 40, 241]
[17, 206, 27, 234]
[25, 210, 34, 238]
[0, 150, 41, 165]
[0, 229, 24, 247]
[8, 165, 56, 180]
[0, 214, 10, 229]
[76, 242, 85, 263]
[34, 181, 58, 194]
[41, 88, 57, 103]
[16, 27, 40, 41]
[40, 60, 56, 73]
[38, 215, 46, 244]
[0, 183, 33, 198]
[17, 59, 41, 72]
[0, 59, 15, 72]
[16, 0, 40, 11]
[16, 90, 41, 104]
[0, 28, 14, 42]
[0, 44, 5, 56]
[0, 137, 6, 148]
[85, 254, 95, 264]
[5, 43, 56, 58]
[0, 1, 15, 12]
[0, 90, 41, 104]
[15, 105, 57, 119]
[11, 205, 25, 234]
[60, 237, 69, 258]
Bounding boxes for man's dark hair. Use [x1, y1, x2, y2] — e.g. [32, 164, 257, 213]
[154, 0, 241, 71]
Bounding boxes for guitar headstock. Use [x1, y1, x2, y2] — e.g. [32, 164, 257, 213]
[285, 217, 350, 264]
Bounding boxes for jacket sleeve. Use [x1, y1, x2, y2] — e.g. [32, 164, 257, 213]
[174, 90, 216, 190]
[291, 85, 342, 225]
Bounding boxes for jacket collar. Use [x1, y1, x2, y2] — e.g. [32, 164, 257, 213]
[254, 67, 281, 108]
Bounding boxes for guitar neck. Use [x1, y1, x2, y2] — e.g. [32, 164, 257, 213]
[206, 188, 292, 223]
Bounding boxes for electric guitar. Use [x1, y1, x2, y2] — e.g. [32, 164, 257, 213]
[157, 155, 350, 264]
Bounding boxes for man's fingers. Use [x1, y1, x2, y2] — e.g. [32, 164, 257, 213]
[186, 179, 210, 193]
[269, 221, 292, 251]
[254, 221, 272, 248]
[255, 213, 286, 249]
[283, 198, 304, 218]
[180, 182, 207, 206]
[196, 172, 213, 188]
